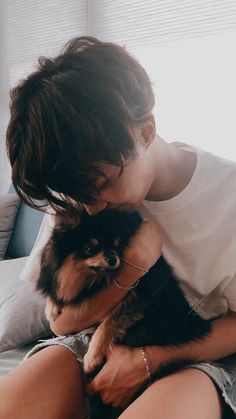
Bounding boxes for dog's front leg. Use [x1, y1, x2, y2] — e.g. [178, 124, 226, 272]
[83, 316, 112, 374]
[83, 294, 143, 374]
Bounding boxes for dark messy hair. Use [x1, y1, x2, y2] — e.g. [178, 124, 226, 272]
[6, 36, 155, 213]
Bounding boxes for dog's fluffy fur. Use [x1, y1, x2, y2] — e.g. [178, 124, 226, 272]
[37, 209, 212, 381]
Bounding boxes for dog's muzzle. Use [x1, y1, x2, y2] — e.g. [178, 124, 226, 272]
[88, 251, 120, 272]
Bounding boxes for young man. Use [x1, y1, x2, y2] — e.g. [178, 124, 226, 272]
[2, 36, 236, 418]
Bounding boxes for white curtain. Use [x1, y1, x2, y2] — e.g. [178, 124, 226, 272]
[1, 0, 236, 194]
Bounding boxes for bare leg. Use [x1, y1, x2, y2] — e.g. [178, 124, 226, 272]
[119, 368, 225, 419]
[0, 345, 86, 419]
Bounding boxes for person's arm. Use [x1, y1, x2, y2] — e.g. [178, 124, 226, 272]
[50, 264, 147, 335]
[87, 310, 236, 408]
[146, 309, 236, 368]
[49, 219, 163, 336]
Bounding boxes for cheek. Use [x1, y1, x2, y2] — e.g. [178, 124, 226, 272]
[100, 163, 147, 203]
[104, 181, 142, 204]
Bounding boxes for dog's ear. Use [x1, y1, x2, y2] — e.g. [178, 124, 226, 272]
[55, 203, 84, 230]
[36, 239, 59, 297]
[56, 253, 92, 302]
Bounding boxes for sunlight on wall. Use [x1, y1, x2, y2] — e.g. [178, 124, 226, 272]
[133, 31, 236, 161]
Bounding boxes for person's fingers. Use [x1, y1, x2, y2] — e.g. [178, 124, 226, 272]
[86, 370, 103, 395]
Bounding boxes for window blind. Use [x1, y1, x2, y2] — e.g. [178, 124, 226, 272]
[90, 0, 236, 47]
[0, 0, 88, 193]
[2, 0, 88, 86]
[89, 0, 236, 161]
[1, 0, 236, 194]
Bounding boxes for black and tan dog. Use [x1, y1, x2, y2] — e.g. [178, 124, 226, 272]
[37, 208, 212, 380]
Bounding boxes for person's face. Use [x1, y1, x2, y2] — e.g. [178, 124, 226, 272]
[83, 142, 153, 216]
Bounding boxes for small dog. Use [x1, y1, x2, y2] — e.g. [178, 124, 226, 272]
[37, 208, 212, 381]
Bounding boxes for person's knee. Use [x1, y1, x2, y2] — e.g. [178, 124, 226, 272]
[119, 367, 223, 419]
[153, 367, 223, 408]
[151, 367, 221, 397]
[0, 346, 86, 419]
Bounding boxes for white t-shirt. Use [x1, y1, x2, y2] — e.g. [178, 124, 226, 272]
[21, 143, 236, 321]
[141, 143, 236, 320]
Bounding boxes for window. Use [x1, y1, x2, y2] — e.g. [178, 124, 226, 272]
[90, 0, 236, 160]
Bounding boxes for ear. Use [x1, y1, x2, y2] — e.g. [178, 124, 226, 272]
[139, 114, 156, 148]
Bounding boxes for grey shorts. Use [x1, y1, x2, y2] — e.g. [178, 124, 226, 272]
[23, 330, 236, 419]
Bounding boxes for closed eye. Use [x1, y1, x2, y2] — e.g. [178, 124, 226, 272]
[98, 178, 112, 192]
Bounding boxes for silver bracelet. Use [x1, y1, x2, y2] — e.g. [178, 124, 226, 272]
[113, 278, 140, 290]
[121, 256, 149, 274]
[141, 346, 152, 383]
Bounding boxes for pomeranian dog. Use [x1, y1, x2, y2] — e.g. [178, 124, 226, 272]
[37, 208, 212, 382]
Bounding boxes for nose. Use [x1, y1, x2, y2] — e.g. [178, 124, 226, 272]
[105, 254, 119, 267]
[83, 200, 107, 215]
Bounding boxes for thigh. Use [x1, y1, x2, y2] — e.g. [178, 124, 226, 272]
[119, 368, 224, 419]
[0, 345, 86, 419]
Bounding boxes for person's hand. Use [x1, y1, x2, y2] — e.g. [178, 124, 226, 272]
[45, 296, 63, 323]
[49, 303, 83, 336]
[86, 344, 149, 408]
[50, 219, 163, 336]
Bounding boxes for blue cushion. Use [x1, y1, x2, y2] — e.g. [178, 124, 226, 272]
[6, 185, 44, 258]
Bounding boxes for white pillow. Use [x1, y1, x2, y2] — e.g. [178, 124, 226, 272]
[0, 257, 51, 352]
[19, 211, 56, 282]
[0, 194, 20, 260]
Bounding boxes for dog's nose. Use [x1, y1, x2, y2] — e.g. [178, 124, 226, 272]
[105, 254, 118, 267]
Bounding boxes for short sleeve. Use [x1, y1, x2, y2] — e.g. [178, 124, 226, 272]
[222, 274, 236, 312]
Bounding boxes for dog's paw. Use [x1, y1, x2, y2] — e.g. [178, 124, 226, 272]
[45, 297, 62, 322]
[83, 350, 104, 374]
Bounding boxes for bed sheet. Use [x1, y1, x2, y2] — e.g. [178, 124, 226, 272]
[0, 343, 35, 378]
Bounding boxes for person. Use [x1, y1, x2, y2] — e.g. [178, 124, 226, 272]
[1, 35, 236, 419]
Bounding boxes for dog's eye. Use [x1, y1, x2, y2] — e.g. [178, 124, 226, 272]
[83, 244, 93, 255]
[83, 239, 99, 256]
